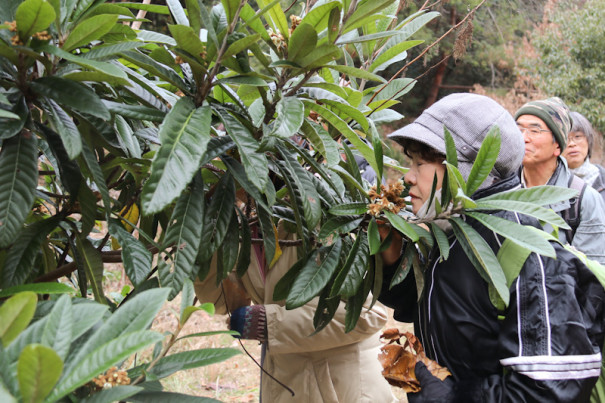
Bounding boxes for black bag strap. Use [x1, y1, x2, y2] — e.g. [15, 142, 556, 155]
[562, 175, 587, 243]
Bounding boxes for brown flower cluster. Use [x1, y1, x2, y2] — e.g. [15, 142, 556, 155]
[367, 180, 406, 216]
[289, 15, 302, 36]
[268, 29, 286, 51]
[5, 21, 21, 45]
[33, 30, 51, 41]
[90, 366, 130, 390]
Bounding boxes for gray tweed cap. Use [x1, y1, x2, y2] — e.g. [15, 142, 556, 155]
[389, 93, 524, 191]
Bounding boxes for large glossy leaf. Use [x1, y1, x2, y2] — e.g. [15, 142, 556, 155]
[219, 112, 268, 193]
[0, 291, 37, 346]
[369, 40, 423, 73]
[328, 202, 367, 215]
[318, 216, 363, 241]
[387, 10, 440, 46]
[197, 172, 234, 263]
[148, 348, 241, 378]
[364, 78, 415, 103]
[320, 99, 369, 132]
[218, 212, 240, 281]
[342, 0, 393, 33]
[108, 220, 152, 287]
[141, 100, 211, 214]
[1, 217, 61, 288]
[120, 50, 188, 90]
[389, 242, 415, 289]
[0, 133, 38, 248]
[256, 0, 289, 39]
[40, 45, 127, 79]
[465, 126, 501, 195]
[286, 240, 342, 309]
[450, 217, 509, 305]
[465, 212, 556, 258]
[80, 140, 111, 213]
[443, 127, 458, 168]
[41, 294, 72, 360]
[0, 96, 27, 140]
[45, 99, 82, 160]
[103, 101, 165, 122]
[479, 185, 578, 206]
[168, 24, 205, 62]
[277, 144, 322, 229]
[114, 115, 141, 158]
[30, 77, 110, 120]
[297, 44, 341, 69]
[429, 222, 450, 261]
[0, 282, 74, 298]
[74, 235, 105, 304]
[288, 23, 317, 63]
[65, 288, 169, 372]
[383, 211, 420, 242]
[80, 385, 143, 403]
[15, 0, 55, 40]
[63, 14, 118, 51]
[271, 97, 304, 138]
[332, 231, 369, 297]
[159, 175, 205, 298]
[17, 344, 62, 403]
[49, 330, 163, 402]
[472, 199, 569, 229]
[300, 120, 340, 167]
[301, 0, 340, 32]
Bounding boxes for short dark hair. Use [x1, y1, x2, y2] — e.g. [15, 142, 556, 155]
[570, 112, 595, 158]
[399, 138, 445, 163]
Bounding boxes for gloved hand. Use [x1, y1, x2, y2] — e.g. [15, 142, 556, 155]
[407, 361, 455, 403]
[229, 305, 267, 342]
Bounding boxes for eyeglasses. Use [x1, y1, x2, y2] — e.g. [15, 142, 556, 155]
[516, 124, 551, 137]
[568, 133, 586, 143]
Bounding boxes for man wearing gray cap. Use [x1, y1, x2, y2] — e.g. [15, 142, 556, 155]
[515, 97, 605, 265]
[379, 93, 605, 402]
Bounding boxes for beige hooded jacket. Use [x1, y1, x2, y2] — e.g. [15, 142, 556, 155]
[194, 227, 395, 402]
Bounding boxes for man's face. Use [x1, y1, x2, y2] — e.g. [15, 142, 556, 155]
[516, 114, 560, 169]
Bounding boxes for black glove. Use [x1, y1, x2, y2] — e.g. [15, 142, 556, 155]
[407, 361, 455, 403]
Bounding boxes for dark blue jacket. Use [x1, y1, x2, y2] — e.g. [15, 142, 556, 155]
[380, 174, 605, 402]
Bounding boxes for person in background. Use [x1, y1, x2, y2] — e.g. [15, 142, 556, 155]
[515, 97, 605, 265]
[379, 93, 605, 402]
[562, 111, 605, 202]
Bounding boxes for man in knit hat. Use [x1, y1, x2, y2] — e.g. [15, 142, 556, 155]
[515, 97, 605, 264]
[379, 93, 605, 402]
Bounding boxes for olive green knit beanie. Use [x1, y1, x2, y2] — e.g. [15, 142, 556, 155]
[514, 97, 572, 151]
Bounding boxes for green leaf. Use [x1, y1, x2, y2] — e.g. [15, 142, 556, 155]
[184, 0, 201, 33]
[369, 40, 423, 73]
[383, 211, 419, 242]
[74, 235, 106, 304]
[65, 288, 169, 372]
[40, 44, 128, 79]
[148, 348, 240, 379]
[342, 0, 393, 33]
[450, 217, 509, 305]
[114, 115, 141, 158]
[288, 23, 317, 63]
[120, 50, 188, 90]
[389, 242, 414, 289]
[41, 294, 73, 360]
[297, 44, 341, 69]
[197, 172, 235, 263]
[271, 97, 304, 138]
[141, 100, 211, 214]
[109, 220, 152, 287]
[168, 24, 205, 63]
[286, 240, 342, 309]
[0, 291, 37, 346]
[30, 77, 110, 120]
[15, 0, 55, 40]
[129, 391, 221, 402]
[234, 206, 251, 278]
[465, 212, 556, 258]
[344, 260, 372, 332]
[80, 140, 111, 213]
[320, 99, 369, 132]
[429, 222, 450, 261]
[256, 0, 289, 39]
[272, 254, 308, 301]
[479, 185, 579, 206]
[219, 112, 268, 193]
[332, 231, 369, 297]
[63, 14, 118, 51]
[364, 78, 416, 103]
[277, 144, 322, 229]
[318, 216, 363, 241]
[367, 217, 381, 255]
[1, 217, 61, 287]
[180, 303, 215, 326]
[222, 34, 261, 60]
[217, 211, 239, 281]
[301, 1, 340, 32]
[239, 3, 270, 41]
[466, 126, 501, 195]
[0, 133, 38, 248]
[166, 0, 188, 26]
[497, 238, 532, 287]
[472, 199, 569, 230]
[45, 99, 82, 160]
[328, 202, 367, 215]
[103, 101, 165, 122]
[18, 344, 62, 403]
[300, 120, 340, 167]
[371, 124, 383, 181]
[50, 330, 163, 401]
[0, 282, 74, 298]
[80, 385, 143, 403]
[443, 126, 458, 168]
[159, 175, 205, 298]
[336, 30, 401, 45]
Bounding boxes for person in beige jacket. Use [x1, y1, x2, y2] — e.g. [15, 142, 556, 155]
[194, 224, 396, 402]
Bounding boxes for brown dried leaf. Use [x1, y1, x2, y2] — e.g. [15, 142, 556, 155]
[379, 328, 452, 390]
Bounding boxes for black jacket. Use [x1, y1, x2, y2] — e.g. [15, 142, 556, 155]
[380, 174, 605, 402]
